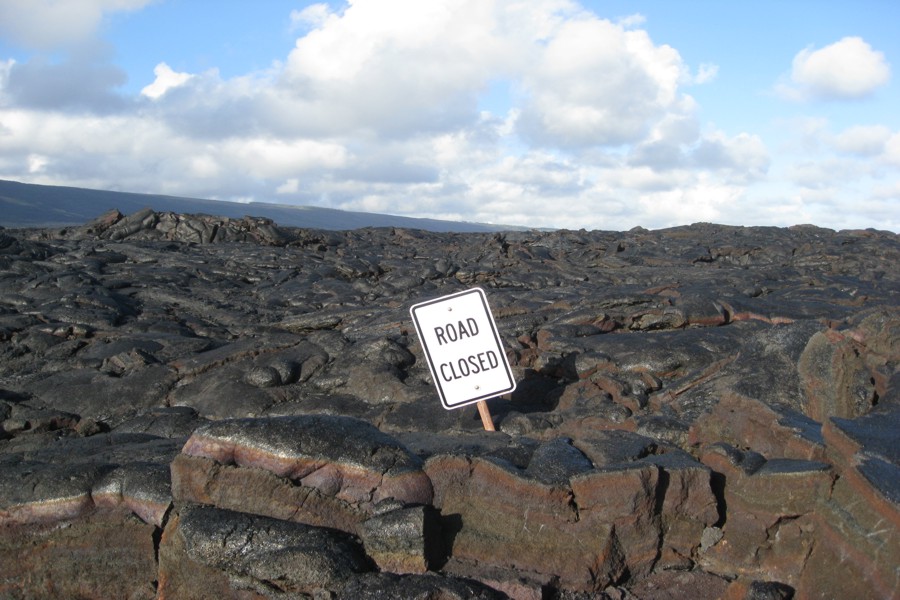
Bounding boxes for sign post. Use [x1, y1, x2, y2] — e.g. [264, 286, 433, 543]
[409, 287, 516, 430]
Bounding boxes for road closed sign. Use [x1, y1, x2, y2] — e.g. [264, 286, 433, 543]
[409, 287, 516, 410]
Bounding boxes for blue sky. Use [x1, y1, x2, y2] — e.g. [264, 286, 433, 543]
[0, 0, 897, 231]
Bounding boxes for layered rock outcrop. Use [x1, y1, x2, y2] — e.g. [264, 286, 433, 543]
[1, 210, 898, 598]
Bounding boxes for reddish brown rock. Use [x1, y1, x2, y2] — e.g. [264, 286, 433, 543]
[427, 447, 719, 592]
[689, 392, 828, 462]
[426, 454, 611, 591]
[171, 451, 367, 531]
[570, 463, 662, 580]
[798, 328, 877, 421]
[799, 308, 899, 423]
[0, 508, 158, 600]
[698, 443, 834, 586]
[800, 474, 899, 600]
[805, 404, 900, 599]
[171, 415, 433, 534]
[627, 569, 732, 600]
[641, 451, 721, 569]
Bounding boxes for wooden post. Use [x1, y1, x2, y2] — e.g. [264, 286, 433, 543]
[477, 400, 495, 431]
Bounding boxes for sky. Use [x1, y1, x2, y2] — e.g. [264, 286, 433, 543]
[0, 0, 898, 232]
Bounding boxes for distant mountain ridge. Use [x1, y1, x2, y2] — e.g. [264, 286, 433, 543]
[0, 179, 524, 232]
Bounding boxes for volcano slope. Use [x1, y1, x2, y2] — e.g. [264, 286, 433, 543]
[1, 209, 898, 599]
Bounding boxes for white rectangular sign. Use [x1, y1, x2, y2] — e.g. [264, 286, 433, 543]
[409, 287, 516, 410]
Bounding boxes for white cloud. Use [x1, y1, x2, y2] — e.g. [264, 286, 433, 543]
[616, 13, 646, 28]
[831, 125, 892, 156]
[27, 153, 48, 173]
[0, 0, 153, 50]
[693, 63, 718, 84]
[279, 0, 526, 138]
[0, 107, 347, 200]
[2, 42, 128, 112]
[884, 133, 900, 167]
[786, 158, 865, 190]
[869, 182, 900, 228]
[0, 0, 896, 232]
[277, 0, 695, 148]
[518, 16, 687, 148]
[182, 154, 219, 180]
[777, 119, 900, 179]
[289, 3, 334, 31]
[692, 131, 769, 182]
[638, 177, 743, 225]
[212, 138, 349, 180]
[141, 63, 193, 99]
[785, 36, 891, 101]
[276, 178, 300, 195]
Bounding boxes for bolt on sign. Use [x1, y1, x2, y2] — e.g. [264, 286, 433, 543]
[409, 287, 516, 410]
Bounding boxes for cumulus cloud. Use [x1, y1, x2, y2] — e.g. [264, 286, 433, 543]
[783, 36, 891, 101]
[0, 0, 153, 50]
[831, 125, 892, 156]
[277, 0, 692, 149]
[0, 1, 146, 115]
[279, 0, 528, 138]
[141, 63, 193, 99]
[220, 137, 348, 179]
[2, 42, 128, 112]
[517, 17, 687, 148]
[616, 13, 646, 28]
[0, 0, 896, 232]
[289, 3, 333, 31]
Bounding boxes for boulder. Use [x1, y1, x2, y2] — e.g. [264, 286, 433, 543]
[171, 415, 433, 533]
[157, 504, 370, 598]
